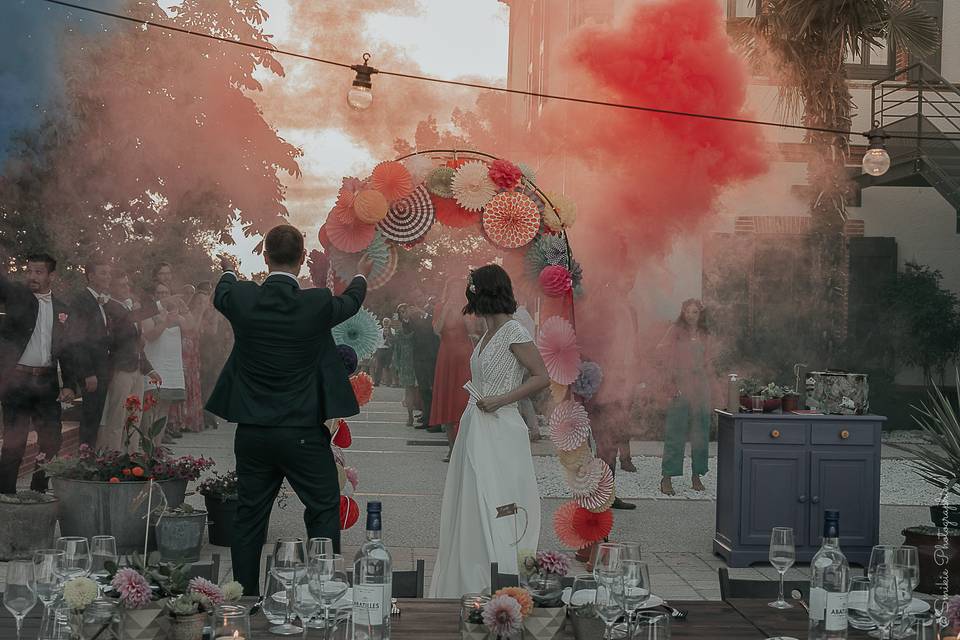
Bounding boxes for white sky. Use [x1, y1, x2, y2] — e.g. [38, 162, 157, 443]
[222, 0, 510, 274]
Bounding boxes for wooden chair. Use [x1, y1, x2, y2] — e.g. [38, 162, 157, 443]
[185, 553, 221, 583]
[391, 559, 426, 598]
[718, 567, 809, 601]
[490, 562, 520, 591]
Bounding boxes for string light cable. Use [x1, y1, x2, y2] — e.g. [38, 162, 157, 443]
[36, 0, 960, 152]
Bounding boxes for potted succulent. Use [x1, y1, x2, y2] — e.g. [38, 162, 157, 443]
[197, 471, 238, 547]
[889, 375, 960, 593]
[154, 503, 207, 564]
[0, 490, 59, 560]
[166, 577, 243, 640]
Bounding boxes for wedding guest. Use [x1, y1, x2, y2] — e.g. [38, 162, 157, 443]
[430, 278, 474, 461]
[141, 281, 190, 444]
[153, 262, 174, 288]
[373, 317, 395, 386]
[0, 253, 85, 493]
[168, 286, 208, 434]
[72, 259, 114, 447]
[408, 303, 440, 431]
[393, 304, 421, 426]
[97, 269, 161, 451]
[657, 298, 716, 496]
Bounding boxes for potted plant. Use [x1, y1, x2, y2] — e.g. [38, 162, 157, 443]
[103, 552, 189, 640]
[739, 378, 763, 410]
[760, 383, 786, 413]
[0, 490, 59, 560]
[781, 386, 801, 412]
[197, 471, 238, 547]
[166, 577, 243, 640]
[889, 375, 960, 592]
[155, 504, 207, 564]
[42, 396, 214, 552]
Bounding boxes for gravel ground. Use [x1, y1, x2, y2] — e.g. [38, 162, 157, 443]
[534, 456, 940, 506]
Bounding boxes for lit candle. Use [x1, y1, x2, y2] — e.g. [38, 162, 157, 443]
[214, 632, 244, 640]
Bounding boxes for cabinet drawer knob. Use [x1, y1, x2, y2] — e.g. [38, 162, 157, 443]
[840, 429, 850, 439]
[771, 429, 781, 439]
[812, 496, 820, 504]
[798, 495, 807, 503]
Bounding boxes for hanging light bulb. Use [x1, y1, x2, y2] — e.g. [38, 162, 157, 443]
[348, 53, 377, 111]
[862, 122, 891, 177]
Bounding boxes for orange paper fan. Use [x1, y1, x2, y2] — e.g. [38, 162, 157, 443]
[353, 189, 389, 224]
[369, 161, 414, 203]
[431, 193, 479, 229]
[326, 211, 376, 253]
[482, 191, 540, 249]
[351, 372, 374, 406]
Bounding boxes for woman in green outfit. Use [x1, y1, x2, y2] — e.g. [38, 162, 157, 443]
[393, 304, 421, 426]
[657, 298, 716, 496]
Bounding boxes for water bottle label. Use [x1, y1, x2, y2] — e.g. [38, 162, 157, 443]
[825, 592, 848, 631]
[352, 584, 385, 626]
[809, 587, 826, 622]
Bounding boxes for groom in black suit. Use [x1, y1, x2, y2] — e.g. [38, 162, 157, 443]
[206, 224, 372, 595]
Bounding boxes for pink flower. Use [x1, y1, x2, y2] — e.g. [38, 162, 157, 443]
[188, 577, 224, 607]
[58, 312, 68, 324]
[535, 550, 571, 577]
[482, 594, 523, 637]
[111, 568, 152, 609]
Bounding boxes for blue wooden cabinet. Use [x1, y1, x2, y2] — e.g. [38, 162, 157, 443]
[713, 411, 884, 567]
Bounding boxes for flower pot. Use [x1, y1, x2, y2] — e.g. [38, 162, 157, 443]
[0, 496, 58, 560]
[203, 495, 237, 547]
[930, 504, 960, 528]
[155, 510, 206, 564]
[902, 526, 960, 594]
[781, 393, 800, 413]
[762, 398, 782, 413]
[52, 478, 187, 554]
[168, 612, 206, 640]
[121, 599, 169, 640]
[523, 606, 566, 640]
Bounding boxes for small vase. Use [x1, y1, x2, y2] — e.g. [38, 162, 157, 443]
[121, 599, 169, 640]
[168, 612, 207, 640]
[523, 605, 566, 640]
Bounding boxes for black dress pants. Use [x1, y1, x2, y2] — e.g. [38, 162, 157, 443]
[0, 370, 62, 493]
[79, 369, 108, 447]
[232, 424, 340, 596]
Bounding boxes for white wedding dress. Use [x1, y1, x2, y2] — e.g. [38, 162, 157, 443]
[428, 319, 541, 598]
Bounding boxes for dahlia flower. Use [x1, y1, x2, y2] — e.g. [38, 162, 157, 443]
[112, 568, 152, 609]
[482, 594, 523, 637]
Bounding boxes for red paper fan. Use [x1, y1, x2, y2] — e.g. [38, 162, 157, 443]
[332, 419, 353, 448]
[540, 265, 573, 297]
[353, 189, 389, 224]
[369, 161, 414, 202]
[573, 459, 615, 513]
[553, 500, 589, 549]
[326, 212, 376, 253]
[351, 372, 374, 406]
[340, 495, 360, 529]
[482, 191, 540, 249]
[571, 504, 614, 545]
[378, 185, 436, 244]
[431, 193, 479, 229]
[537, 316, 582, 385]
[368, 245, 398, 290]
[549, 401, 591, 452]
[318, 224, 332, 249]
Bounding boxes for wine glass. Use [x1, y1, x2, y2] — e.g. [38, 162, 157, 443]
[868, 545, 897, 580]
[592, 543, 625, 576]
[308, 537, 334, 561]
[4, 560, 37, 640]
[847, 576, 875, 631]
[568, 574, 598, 618]
[293, 568, 322, 630]
[594, 570, 626, 640]
[620, 541, 642, 561]
[768, 527, 796, 609]
[33, 549, 65, 627]
[56, 536, 92, 580]
[868, 565, 905, 640]
[90, 535, 118, 586]
[309, 556, 350, 634]
[270, 537, 307, 635]
[622, 560, 651, 631]
[891, 546, 918, 639]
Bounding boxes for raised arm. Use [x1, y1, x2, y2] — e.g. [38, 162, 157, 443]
[329, 255, 373, 325]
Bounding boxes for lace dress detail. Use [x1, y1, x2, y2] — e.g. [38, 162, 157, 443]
[473, 320, 533, 401]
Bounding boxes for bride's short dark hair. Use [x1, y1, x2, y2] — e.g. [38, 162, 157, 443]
[462, 264, 518, 316]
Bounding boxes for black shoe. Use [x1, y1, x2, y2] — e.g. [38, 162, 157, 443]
[620, 459, 638, 473]
[611, 498, 637, 510]
[425, 426, 443, 433]
[414, 423, 427, 430]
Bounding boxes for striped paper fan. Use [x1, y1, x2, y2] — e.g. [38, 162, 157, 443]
[367, 245, 398, 290]
[378, 185, 436, 244]
[549, 401, 591, 452]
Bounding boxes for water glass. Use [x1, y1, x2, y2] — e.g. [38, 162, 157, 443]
[868, 546, 897, 580]
[869, 564, 905, 639]
[90, 535, 118, 584]
[213, 604, 251, 639]
[631, 611, 671, 639]
[79, 599, 123, 640]
[293, 567, 322, 629]
[595, 571, 626, 640]
[4, 560, 37, 640]
[768, 527, 796, 609]
[620, 542, 642, 561]
[622, 560, 651, 613]
[261, 571, 288, 626]
[569, 574, 599, 617]
[39, 601, 73, 640]
[33, 549, 65, 613]
[592, 543, 625, 575]
[270, 537, 306, 635]
[308, 537, 335, 560]
[751, 395, 763, 412]
[56, 536, 92, 580]
[848, 576, 875, 630]
[309, 557, 350, 630]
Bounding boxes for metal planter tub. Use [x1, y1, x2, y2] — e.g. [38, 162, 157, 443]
[155, 510, 207, 564]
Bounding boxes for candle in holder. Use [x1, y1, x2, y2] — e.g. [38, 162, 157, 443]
[213, 604, 250, 640]
[460, 593, 491, 639]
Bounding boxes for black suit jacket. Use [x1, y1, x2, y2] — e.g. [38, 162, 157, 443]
[0, 275, 85, 396]
[205, 272, 367, 426]
[104, 300, 154, 375]
[71, 288, 111, 382]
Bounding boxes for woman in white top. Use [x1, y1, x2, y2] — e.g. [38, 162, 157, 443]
[428, 264, 551, 598]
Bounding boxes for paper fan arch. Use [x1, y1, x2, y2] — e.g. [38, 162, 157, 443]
[378, 185, 436, 244]
[482, 191, 541, 249]
[333, 307, 383, 360]
[557, 444, 593, 470]
[526, 234, 569, 277]
[549, 401, 591, 452]
[537, 316, 582, 385]
[369, 161, 414, 203]
[488, 158, 523, 191]
[325, 211, 376, 253]
[351, 372, 374, 406]
[572, 361, 603, 400]
[452, 161, 497, 211]
[367, 244, 399, 290]
[353, 189, 389, 225]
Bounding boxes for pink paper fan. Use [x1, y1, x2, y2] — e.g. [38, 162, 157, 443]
[482, 191, 541, 249]
[369, 161, 414, 203]
[573, 459, 615, 512]
[537, 316, 582, 385]
[326, 211, 376, 253]
[488, 158, 523, 191]
[553, 500, 589, 549]
[549, 401, 591, 452]
[332, 177, 364, 224]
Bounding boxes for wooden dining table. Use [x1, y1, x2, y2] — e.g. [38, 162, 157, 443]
[2, 596, 900, 639]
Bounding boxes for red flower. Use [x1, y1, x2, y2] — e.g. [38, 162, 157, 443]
[109, 477, 120, 483]
[124, 395, 141, 412]
[131, 467, 144, 477]
[142, 394, 158, 412]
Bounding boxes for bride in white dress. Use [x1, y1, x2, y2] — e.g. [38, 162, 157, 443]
[429, 265, 551, 598]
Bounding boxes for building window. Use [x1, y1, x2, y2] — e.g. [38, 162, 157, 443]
[724, 0, 757, 18]
[845, 39, 893, 80]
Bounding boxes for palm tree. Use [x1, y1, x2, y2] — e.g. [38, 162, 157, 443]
[742, 1, 939, 360]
